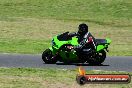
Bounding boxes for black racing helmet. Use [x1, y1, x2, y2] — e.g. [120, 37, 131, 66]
[78, 23, 88, 36]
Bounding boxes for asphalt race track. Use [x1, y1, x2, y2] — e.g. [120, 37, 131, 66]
[0, 54, 132, 72]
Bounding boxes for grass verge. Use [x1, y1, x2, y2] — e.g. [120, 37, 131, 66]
[0, 18, 131, 56]
[0, 68, 131, 88]
[0, 0, 131, 55]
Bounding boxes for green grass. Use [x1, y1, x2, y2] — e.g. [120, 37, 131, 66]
[0, 0, 131, 21]
[0, 39, 50, 54]
[0, 1, 131, 87]
[0, 0, 131, 55]
[0, 68, 131, 88]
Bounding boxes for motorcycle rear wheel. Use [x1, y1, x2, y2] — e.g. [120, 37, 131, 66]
[88, 50, 106, 65]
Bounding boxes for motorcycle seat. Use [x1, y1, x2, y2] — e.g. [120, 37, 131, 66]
[96, 39, 107, 45]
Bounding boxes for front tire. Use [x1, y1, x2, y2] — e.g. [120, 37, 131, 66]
[88, 50, 106, 65]
[42, 49, 57, 64]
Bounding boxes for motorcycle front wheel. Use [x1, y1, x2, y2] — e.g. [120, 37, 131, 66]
[42, 49, 57, 64]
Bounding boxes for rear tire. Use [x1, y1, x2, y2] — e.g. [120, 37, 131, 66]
[88, 50, 106, 65]
[42, 49, 57, 64]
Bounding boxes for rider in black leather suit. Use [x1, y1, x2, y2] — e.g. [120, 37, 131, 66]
[68, 23, 96, 53]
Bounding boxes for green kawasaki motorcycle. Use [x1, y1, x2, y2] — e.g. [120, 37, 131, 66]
[42, 32, 111, 65]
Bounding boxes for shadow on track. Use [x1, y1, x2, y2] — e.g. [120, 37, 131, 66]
[55, 62, 109, 66]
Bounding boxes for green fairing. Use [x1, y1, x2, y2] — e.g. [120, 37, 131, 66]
[106, 38, 112, 44]
[96, 45, 105, 52]
[49, 35, 111, 62]
[96, 38, 112, 52]
[59, 37, 78, 61]
[69, 37, 78, 45]
[49, 36, 79, 61]
[59, 50, 77, 62]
